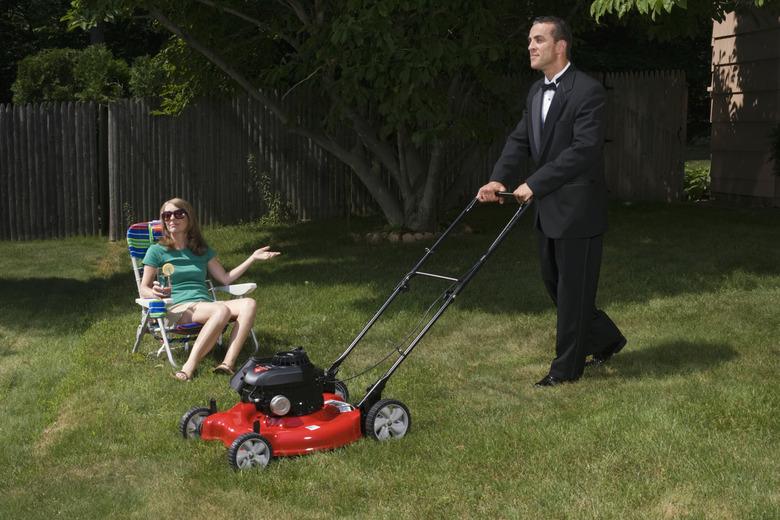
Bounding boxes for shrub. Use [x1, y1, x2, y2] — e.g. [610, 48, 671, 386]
[12, 45, 129, 103]
[684, 162, 711, 202]
[11, 48, 80, 103]
[73, 44, 129, 102]
[128, 55, 168, 99]
[247, 153, 296, 225]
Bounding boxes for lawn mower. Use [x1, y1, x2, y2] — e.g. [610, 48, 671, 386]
[179, 194, 529, 470]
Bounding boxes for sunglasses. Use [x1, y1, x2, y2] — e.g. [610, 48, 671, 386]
[161, 209, 188, 220]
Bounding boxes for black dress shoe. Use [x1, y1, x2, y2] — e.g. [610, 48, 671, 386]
[534, 374, 566, 387]
[585, 336, 627, 367]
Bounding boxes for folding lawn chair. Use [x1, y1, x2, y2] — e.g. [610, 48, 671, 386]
[127, 220, 260, 368]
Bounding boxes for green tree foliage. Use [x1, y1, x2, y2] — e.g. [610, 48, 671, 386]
[589, 0, 774, 21]
[132, 38, 234, 112]
[12, 44, 128, 103]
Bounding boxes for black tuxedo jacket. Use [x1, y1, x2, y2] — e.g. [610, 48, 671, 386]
[490, 66, 608, 239]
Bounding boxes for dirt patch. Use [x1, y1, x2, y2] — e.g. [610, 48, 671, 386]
[35, 402, 79, 454]
[96, 241, 126, 277]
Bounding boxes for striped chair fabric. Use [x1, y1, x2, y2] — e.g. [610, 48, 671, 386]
[127, 221, 163, 259]
[127, 220, 202, 336]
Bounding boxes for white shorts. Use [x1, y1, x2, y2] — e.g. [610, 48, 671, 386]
[166, 301, 203, 325]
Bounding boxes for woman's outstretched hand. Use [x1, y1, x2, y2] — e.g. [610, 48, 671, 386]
[251, 246, 281, 261]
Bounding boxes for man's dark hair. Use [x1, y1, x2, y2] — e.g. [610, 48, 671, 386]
[532, 16, 572, 59]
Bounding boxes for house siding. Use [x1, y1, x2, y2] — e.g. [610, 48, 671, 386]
[711, 10, 780, 205]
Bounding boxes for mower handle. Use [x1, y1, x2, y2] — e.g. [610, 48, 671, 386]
[496, 191, 521, 201]
[327, 192, 531, 409]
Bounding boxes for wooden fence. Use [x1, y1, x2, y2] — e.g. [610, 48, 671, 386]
[0, 70, 687, 241]
[603, 70, 687, 201]
[0, 102, 105, 240]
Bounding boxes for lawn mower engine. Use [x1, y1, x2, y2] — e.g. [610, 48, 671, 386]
[230, 347, 325, 417]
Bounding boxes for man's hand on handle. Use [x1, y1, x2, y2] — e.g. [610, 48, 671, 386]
[512, 183, 534, 204]
[477, 181, 533, 204]
[477, 181, 508, 203]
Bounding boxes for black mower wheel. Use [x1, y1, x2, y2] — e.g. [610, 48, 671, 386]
[363, 399, 411, 441]
[334, 380, 350, 402]
[179, 407, 211, 439]
[227, 432, 273, 470]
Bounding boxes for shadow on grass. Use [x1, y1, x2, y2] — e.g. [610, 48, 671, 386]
[0, 344, 17, 359]
[2, 203, 779, 338]
[0, 274, 132, 334]
[228, 208, 549, 316]
[590, 340, 738, 380]
[232, 202, 780, 317]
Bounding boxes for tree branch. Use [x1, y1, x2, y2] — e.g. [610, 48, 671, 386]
[277, 0, 311, 27]
[148, 7, 292, 125]
[289, 125, 404, 225]
[396, 129, 414, 202]
[282, 66, 322, 100]
[314, 0, 325, 26]
[194, 0, 300, 51]
[401, 133, 426, 193]
[342, 107, 401, 181]
[151, 5, 356, 166]
[425, 139, 444, 197]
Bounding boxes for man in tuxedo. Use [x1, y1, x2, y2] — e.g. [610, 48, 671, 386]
[477, 16, 626, 387]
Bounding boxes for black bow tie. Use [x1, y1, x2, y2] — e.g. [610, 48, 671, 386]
[541, 82, 557, 92]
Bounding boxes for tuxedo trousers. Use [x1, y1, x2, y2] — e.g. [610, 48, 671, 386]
[537, 232, 623, 380]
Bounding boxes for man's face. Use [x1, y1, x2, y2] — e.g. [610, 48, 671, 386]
[527, 22, 563, 73]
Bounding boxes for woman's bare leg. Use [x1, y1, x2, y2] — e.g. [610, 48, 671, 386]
[220, 298, 257, 369]
[178, 302, 231, 377]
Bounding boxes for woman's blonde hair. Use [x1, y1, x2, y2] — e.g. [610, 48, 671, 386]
[158, 198, 209, 255]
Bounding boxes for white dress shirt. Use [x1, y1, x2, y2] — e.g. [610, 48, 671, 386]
[542, 62, 571, 124]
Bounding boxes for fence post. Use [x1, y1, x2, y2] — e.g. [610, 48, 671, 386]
[0, 105, 9, 240]
[97, 104, 109, 236]
[108, 102, 119, 241]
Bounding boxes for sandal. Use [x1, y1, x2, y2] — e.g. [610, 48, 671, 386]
[212, 363, 235, 376]
[172, 370, 192, 382]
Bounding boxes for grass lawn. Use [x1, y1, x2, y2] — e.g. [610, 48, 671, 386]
[0, 202, 778, 519]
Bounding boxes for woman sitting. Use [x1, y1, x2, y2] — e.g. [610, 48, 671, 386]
[139, 197, 280, 381]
